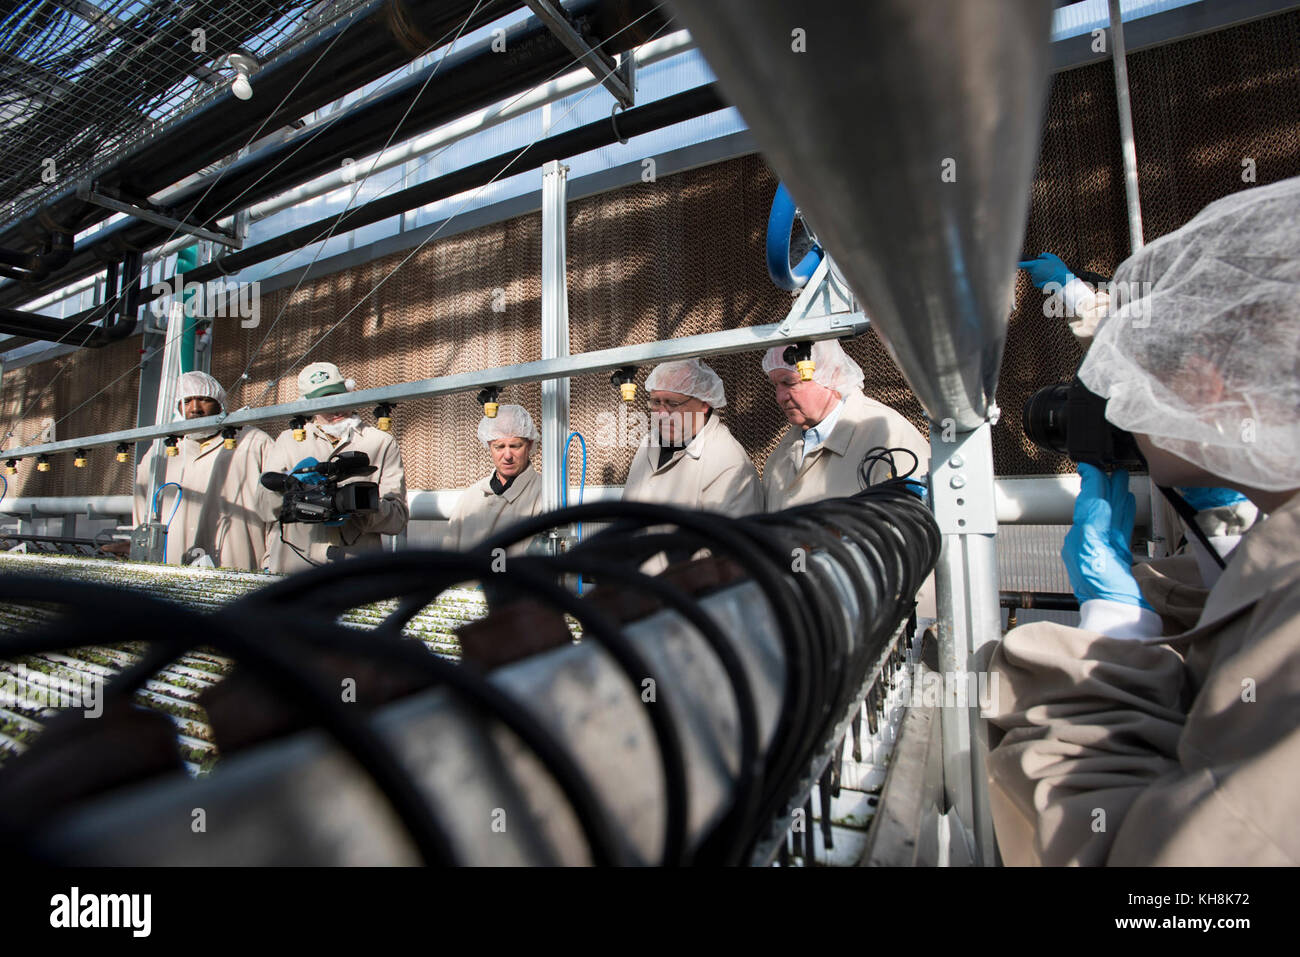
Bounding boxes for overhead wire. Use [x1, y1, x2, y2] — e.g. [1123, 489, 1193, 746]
[249, 6, 673, 403]
[5, 2, 673, 452]
[225, 6, 671, 400]
[0, 0, 370, 446]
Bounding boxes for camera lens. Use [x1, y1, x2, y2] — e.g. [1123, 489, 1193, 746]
[1023, 382, 1071, 455]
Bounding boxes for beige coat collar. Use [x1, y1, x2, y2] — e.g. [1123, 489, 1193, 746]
[776, 388, 868, 473]
[1168, 491, 1300, 640]
[481, 464, 539, 504]
[642, 411, 720, 473]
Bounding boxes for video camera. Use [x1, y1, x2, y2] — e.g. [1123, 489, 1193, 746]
[1022, 377, 1145, 471]
[260, 451, 380, 524]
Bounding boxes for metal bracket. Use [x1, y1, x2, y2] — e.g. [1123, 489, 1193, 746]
[928, 421, 998, 536]
[77, 186, 243, 250]
[777, 255, 861, 336]
[523, 0, 635, 107]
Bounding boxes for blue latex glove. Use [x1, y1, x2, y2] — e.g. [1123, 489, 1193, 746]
[290, 457, 326, 485]
[1062, 464, 1152, 608]
[1017, 252, 1075, 290]
[1176, 486, 1248, 510]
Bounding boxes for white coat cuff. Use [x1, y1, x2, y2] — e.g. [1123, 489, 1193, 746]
[1078, 599, 1164, 639]
[1060, 277, 1096, 315]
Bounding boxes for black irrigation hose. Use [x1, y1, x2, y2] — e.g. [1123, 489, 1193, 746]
[229, 549, 693, 866]
[542, 551, 764, 867]
[0, 489, 941, 867]
[553, 507, 821, 827]
[0, 578, 459, 866]
[472, 496, 937, 857]
[243, 618, 629, 866]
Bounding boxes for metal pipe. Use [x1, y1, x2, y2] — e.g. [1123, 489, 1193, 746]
[1109, 0, 1145, 254]
[994, 474, 1152, 525]
[540, 161, 571, 516]
[243, 31, 693, 225]
[666, 0, 1054, 431]
[1, 312, 869, 459]
[0, 0, 674, 310]
[7, 476, 1115, 526]
[0, 495, 133, 517]
[0, 0, 519, 272]
[930, 421, 1001, 866]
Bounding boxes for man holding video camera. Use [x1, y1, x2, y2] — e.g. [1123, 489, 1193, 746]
[258, 362, 408, 573]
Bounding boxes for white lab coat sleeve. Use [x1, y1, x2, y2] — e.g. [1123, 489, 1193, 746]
[701, 461, 764, 518]
[443, 490, 468, 551]
[351, 435, 408, 536]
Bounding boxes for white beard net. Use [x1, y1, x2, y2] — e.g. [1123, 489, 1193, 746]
[318, 416, 363, 442]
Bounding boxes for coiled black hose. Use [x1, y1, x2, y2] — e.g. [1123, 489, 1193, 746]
[0, 485, 940, 866]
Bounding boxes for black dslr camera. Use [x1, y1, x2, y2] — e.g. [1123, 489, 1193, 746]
[260, 451, 380, 524]
[1022, 377, 1144, 471]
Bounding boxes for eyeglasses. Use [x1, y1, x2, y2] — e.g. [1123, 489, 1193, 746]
[646, 396, 695, 411]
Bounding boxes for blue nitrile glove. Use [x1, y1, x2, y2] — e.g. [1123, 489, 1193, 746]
[291, 457, 326, 484]
[1062, 464, 1152, 609]
[1176, 486, 1248, 510]
[1017, 252, 1075, 291]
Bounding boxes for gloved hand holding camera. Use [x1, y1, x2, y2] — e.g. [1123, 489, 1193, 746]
[1062, 464, 1163, 638]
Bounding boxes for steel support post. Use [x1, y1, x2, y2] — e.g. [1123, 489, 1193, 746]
[1108, 0, 1144, 256]
[540, 161, 571, 532]
[930, 418, 1001, 866]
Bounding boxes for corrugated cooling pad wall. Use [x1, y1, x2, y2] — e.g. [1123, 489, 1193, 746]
[6, 11, 1299, 495]
[0, 336, 139, 498]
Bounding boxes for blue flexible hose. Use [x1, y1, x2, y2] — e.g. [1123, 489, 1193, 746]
[766, 181, 824, 291]
[563, 432, 588, 595]
[152, 481, 183, 540]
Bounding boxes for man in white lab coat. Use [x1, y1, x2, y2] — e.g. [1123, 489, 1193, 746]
[761, 339, 929, 510]
[259, 362, 408, 573]
[132, 371, 274, 570]
[444, 404, 543, 552]
[623, 358, 762, 516]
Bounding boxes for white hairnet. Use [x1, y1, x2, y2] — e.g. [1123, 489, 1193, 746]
[761, 338, 865, 395]
[645, 358, 727, 408]
[175, 371, 227, 414]
[477, 404, 538, 447]
[1078, 176, 1300, 492]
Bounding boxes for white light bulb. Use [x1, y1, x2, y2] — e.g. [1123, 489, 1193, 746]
[231, 73, 252, 100]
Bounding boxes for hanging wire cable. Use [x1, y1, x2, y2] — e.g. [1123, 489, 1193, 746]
[245, 6, 673, 405]
[5, 3, 671, 447]
[224, 3, 670, 400]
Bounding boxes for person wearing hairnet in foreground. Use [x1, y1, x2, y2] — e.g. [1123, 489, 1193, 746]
[984, 176, 1300, 865]
[760, 339, 929, 509]
[623, 358, 763, 516]
[1018, 251, 1259, 576]
[126, 371, 275, 569]
[444, 404, 543, 552]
